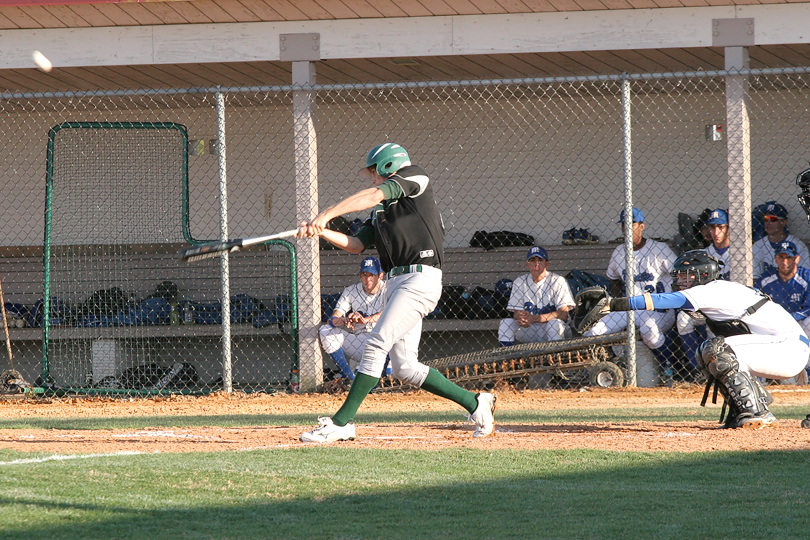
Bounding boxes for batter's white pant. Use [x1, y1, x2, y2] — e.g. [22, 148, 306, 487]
[584, 310, 675, 350]
[727, 332, 810, 380]
[498, 318, 571, 343]
[357, 266, 442, 386]
[318, 325, 371, 372]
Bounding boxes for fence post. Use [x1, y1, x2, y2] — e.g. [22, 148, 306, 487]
[725, 47, 754, 286]
[621, 75, 637, 387]
[292, 60, 324, 391]
[215, 90, 233, 393]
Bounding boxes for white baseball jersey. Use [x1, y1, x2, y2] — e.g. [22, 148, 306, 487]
[705, 244, 730, 280]
[507, 272, 575, 315]
[680, 280, 809, 378]
[334, 281, 388, 333]
[752, 234, 810, 279]
[606, 239, 676, 296]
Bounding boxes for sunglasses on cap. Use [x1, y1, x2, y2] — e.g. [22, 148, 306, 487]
[763, 215, 783, 223]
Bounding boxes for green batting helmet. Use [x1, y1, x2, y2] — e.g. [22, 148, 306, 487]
[364, 143, 411, 178]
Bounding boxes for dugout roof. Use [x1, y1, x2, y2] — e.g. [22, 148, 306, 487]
[0, 0, 808, 91]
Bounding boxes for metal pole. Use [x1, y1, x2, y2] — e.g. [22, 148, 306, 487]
[215, 90, 233, 393]
[621, 76, 637, 387]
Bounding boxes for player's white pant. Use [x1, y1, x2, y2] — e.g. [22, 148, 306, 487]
[584, 310, 675, 350]
[357, 266, 442, 386]
[727, 332, 810, 380]
[318, 325, 370, 372]
[498, 318, 570, 343]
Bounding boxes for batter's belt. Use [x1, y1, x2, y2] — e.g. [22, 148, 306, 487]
[387, 264, 424, 279]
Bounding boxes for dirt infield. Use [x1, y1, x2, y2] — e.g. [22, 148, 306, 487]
[2, 386, 810, 454]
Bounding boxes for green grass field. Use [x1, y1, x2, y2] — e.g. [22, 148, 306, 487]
[1, 407, 808, 540]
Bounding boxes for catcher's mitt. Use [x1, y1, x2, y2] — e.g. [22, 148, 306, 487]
[572, 286, 612, 334]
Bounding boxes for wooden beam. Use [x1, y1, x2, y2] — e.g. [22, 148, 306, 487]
[0, 5, 809, 70]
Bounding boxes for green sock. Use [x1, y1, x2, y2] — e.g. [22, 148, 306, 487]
[332, 373, 379, 426]
[420, 368, 478, 414]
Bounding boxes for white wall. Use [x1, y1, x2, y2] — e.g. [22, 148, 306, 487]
[0, 81, 808, 252]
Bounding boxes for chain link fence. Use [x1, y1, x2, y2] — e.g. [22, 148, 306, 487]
[1, 67, 809, 395]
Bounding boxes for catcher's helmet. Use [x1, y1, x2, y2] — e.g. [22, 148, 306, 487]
[670, 250, 724, 291]
[796, 165, 810, 223]
[364, 143, 411, 178]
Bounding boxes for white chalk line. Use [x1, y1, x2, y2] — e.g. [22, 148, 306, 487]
[0, 450, 147, 466]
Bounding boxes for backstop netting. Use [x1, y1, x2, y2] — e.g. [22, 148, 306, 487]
[43, 121, 297, 394]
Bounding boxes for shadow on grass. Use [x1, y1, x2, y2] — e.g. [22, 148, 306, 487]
[0, 448, 808, 540]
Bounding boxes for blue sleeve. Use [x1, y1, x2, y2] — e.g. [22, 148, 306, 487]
[795, 286, 810, 321]
[627, 292, 693, 311]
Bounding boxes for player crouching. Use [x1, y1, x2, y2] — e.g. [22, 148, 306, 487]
[573, 250, 810, 429]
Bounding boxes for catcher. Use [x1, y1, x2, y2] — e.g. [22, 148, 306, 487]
[573, 250, 810, 429]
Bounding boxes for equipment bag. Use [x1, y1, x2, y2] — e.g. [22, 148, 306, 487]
[469, 230, 535, 251]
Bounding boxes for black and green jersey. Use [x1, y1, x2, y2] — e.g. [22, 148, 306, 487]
[355, 165, 445, 272]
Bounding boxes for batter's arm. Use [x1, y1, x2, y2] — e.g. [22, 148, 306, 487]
[304, 188, 385, 236]
[319, 228, 365, 255]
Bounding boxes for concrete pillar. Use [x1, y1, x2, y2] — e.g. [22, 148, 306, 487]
[725, 46, 753, 286]
[292, 60, 323, 390]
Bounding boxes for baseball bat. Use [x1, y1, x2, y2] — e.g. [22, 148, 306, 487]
[179, 229, 298, 262]
[0, 271, 14, 371]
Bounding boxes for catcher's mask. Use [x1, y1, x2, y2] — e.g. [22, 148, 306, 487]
[670, 250, 723, 291]
[796, 165, 810, 222]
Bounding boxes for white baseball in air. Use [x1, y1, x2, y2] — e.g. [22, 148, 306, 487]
[32, 50, 52, 73]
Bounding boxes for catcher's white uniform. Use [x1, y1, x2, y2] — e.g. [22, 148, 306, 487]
[680, 280, 810, 379]
[585, 239, 676, 349]
[498, 272, 574, 343]
[319, 280, 387, 371]
[752, 234, 810, 280]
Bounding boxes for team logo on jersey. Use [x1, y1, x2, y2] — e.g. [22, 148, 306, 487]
[420, 250, 434, 258]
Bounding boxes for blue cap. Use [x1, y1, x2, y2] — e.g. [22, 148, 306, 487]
[762, 201, 788, 220]
[705, 208, 729, 226]
[526, 246, 549, 261]
[618, 207, 644, 223]
[775, 241, 798, 257]
[359, 256, 383, 275]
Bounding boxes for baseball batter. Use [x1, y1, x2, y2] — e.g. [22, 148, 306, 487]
[581, 250, 809, 429]
[584, 207, 677, 379]
[297, 143, 496, 443]
[498, 246, 575, 346]
[319, 256, 387, 379]
[752, 201, 810, 280]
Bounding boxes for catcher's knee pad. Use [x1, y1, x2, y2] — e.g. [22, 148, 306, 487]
[697, 336, 738, 377]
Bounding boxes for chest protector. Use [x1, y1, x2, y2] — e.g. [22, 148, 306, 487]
[697, 297, 769, 338]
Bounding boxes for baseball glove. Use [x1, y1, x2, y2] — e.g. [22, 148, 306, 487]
[572, 286, 612, 334]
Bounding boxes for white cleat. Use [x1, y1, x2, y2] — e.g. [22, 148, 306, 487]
[737, 411, 778, 430]
[300, 417, 356, 443]
[469, 392, 496, 438]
